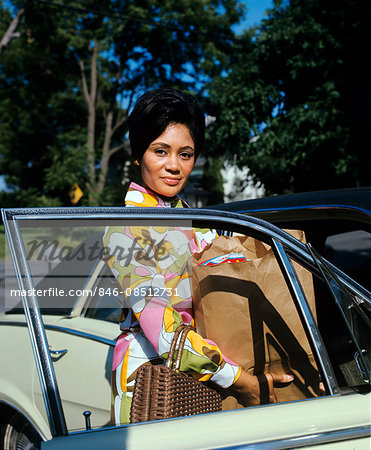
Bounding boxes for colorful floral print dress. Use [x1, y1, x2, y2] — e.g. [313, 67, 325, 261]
[104, 182, 241, 424]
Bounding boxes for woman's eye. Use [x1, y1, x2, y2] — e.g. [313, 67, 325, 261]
[180, 152, 193, 160]
[155, 149, 167, 155]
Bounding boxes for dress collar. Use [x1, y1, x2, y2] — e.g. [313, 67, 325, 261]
[125, 182, 188, 208]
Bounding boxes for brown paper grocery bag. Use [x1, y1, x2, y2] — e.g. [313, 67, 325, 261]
[192, 231, 320, 409]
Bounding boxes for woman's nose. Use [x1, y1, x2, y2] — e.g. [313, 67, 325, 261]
[165, 154, 180, 171]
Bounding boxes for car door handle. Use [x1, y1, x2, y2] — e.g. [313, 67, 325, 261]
[49, 346, 68, 356]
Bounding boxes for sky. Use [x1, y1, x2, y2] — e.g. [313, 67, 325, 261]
[0, 0, 273, 193]
[235, 0, 273, 32]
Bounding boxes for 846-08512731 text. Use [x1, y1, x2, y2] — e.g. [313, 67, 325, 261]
[99, 286, 181, 297]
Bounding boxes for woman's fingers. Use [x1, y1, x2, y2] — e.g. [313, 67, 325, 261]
[264, 373, 294, 404]
[232, 371, 295, 407]
[269, 373, 294, 386]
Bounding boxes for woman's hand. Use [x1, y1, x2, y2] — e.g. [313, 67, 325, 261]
[232, 369, 294, 407]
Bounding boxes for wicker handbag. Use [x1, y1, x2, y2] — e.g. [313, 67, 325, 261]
[130, 324, 222, 423]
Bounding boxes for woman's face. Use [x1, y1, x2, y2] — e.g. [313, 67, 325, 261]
[140, 123, 195, 198]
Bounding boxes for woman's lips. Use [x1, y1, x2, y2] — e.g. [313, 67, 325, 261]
[161, 177, 181, 186]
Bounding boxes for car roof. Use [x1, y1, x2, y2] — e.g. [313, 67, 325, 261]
[210, 187, 371, 234]
[211, 187, 370, 215]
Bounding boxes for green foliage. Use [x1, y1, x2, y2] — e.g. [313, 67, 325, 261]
[0, 0, 243, 206]
[201, 157, 224, 205]
[0, 1, 86, 201]
[0, 189, 63, 209]
[206, 0, 371, 194]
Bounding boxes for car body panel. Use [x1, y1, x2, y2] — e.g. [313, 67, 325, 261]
[42, 317, 115, 431]
[0, 316, 51, 440]
[0, 313, 117, 433]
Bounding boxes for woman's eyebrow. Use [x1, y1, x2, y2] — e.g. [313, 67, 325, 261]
[150, 142, 170, 148]
[150, 142, 194, 151]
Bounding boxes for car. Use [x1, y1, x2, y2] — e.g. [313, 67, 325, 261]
[0, 204, 370, 449]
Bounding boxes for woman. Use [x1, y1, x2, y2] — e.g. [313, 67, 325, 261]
[104, 88, 293, 425]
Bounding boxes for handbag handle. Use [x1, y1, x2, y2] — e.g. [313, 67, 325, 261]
[165, 324, 193, 371]
[174, 325, 192, 371]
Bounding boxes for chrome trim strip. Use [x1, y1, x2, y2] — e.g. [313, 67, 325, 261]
[0, 320, 27, 326]
[2, 216, 68, 437]
[44, 324, 116, 347]
[224, 425, 371, 449]
[272, 239, 340, 395]
[0, 321, 116, 346]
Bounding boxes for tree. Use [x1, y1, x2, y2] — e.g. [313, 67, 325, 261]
[0, 1, 85, 206]
[0, 2, 24, 54]
[0, 0, 244, 206]
[206, 0, 371, 195]
[201, 156, 224, 205]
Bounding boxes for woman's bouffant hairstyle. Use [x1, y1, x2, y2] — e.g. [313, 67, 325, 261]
[128, 88, 205, 161]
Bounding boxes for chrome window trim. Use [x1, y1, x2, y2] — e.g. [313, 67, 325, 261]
[0, 320, 118, 347]
[272, 239, 339, 395]
[2, 214, 68, 437]
[43, 324, 116, 347]
[0, 320, 29, 326]
[0, 321, 116, 347]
